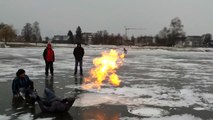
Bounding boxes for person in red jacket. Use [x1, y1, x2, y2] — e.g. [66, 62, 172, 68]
[43, 43, 55, 76]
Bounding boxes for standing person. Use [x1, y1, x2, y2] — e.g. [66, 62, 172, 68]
[12, 69, 34, 101]
[43, 43, 55, 76]
[123, 48, 127, 54]
[73, 43, 84, 76]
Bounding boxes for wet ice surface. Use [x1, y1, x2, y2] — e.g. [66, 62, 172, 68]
[1, 46, 213, 120]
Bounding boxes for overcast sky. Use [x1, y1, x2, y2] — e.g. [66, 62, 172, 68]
[0, 0, 212, 38]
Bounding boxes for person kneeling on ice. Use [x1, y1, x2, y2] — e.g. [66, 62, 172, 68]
[32, 88, 76, 113]
[12, 69, 35, 102]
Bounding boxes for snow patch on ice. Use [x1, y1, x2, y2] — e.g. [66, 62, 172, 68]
[17, 113, 33, 120]
[120, 114, 202, 120]
[202, 93, 213, 104]
[73, 92, 125, 107]
[193, 107, 206, 111]
[35, 118, 55, 120]
[128, 107, 169, 117]
[80, 85, 212, 110]
[142, 114, 202, 120]
[98, 87, 152, 98]
[120, 117, 141, 120]
[0, 115, 10, 120]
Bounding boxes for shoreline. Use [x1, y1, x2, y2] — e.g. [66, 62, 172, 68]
[1, 42, 213, 52]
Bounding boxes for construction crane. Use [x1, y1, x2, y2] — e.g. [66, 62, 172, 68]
[124, 26, 146, 40]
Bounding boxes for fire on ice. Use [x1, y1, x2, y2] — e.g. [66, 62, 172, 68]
[82, 49, 125, 90]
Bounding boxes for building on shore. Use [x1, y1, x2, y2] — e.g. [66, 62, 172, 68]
[52, 35, 69, 41]
[134, 36, 155, 46]
[184, 36, 203, 47]
[82, 32, 93, 45]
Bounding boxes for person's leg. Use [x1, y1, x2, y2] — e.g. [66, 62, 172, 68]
[37, 98, 51, 113]
[44, 88, 61, 103]
[65, 97, 76, 111]
[45, 61, 49, 76]
[44, 88, 56, 101]
[75, 77, 78, 85]
[50, 62, 54, 76]
[79, 60, 83, 76]
[74, 60, 78, 75]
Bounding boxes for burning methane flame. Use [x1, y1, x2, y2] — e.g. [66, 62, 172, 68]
[82, 49, 125, 90]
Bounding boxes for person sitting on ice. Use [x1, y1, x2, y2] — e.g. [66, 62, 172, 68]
[12, 69, 35, 102]
[32, 88, 76, 113]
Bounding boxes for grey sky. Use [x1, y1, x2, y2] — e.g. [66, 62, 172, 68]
[0, 0, 212, 38]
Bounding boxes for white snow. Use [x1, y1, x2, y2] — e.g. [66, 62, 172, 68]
[17, 113, 33, 120]
[0, 113, 55, 120]
[128, 107, 169, 117]
[1, 46, 213, 119]
[35, 118, 55, 120]
[0, 115, 10, 120]
[120, 114, 202, 120]
[142, 114, 202, 120]
[73, 92, 123, 107]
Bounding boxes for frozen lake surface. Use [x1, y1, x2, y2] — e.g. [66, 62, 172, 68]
[0, 46, 213, 120]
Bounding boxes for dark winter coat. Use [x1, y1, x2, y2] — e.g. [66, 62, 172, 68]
[12, 75, 34, 95]
[37, 98, 75, 113]
[73, 46, 84, 61]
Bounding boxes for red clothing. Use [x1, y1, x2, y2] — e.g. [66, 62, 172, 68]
[46, 48, 54, 62]
[43, 43, 55, 62]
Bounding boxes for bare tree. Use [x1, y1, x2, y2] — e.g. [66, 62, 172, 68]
[0, 24, 16, 44]
[67, 30, 74, 44]
[32, 21, 42, 44]
[156, 17, 185, 46]
[21, 23, 33, 42]
[202, 33, 212, 47]
[156, 27, 169, 45]
[75, 26, 82, 44]
[168, 17, 185, 46]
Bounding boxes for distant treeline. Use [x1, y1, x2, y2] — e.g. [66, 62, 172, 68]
[0, 17, 212, 47]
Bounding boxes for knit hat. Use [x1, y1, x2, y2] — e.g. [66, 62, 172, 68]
[16, 69, 25, 77]
[47, 43, 52, 48]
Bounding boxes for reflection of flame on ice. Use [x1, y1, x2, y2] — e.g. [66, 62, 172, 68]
[82, 49, 125, 90]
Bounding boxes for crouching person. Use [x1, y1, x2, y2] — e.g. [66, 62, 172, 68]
[12, 69, 35, 103]
[33, 88, 76, 113]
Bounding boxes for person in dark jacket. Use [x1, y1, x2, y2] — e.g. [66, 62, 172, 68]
[73, 43, 84, 76]
[12, 69, 34, 100]
[33, 88, 76, 113]
[123, 48, 127, 54]
[43, 43, 55, 76]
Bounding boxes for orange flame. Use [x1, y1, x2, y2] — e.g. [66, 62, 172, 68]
[82, 49, 125, 90]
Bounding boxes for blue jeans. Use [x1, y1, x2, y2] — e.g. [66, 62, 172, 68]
[44, 88, 60, 102]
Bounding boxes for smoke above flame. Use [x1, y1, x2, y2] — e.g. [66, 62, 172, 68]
[82, 49, 125, 90]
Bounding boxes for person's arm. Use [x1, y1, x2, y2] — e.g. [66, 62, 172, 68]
[25, 75, 34, 89]
[12, 78, 19, 96]
[53, 50, 55, 62]
[43, 49, 46, 61]
[65, 98, 76, 111]
[82, 48, 85, 57]
[37, 99, 56, 113]
[73, 48, 76, 58]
